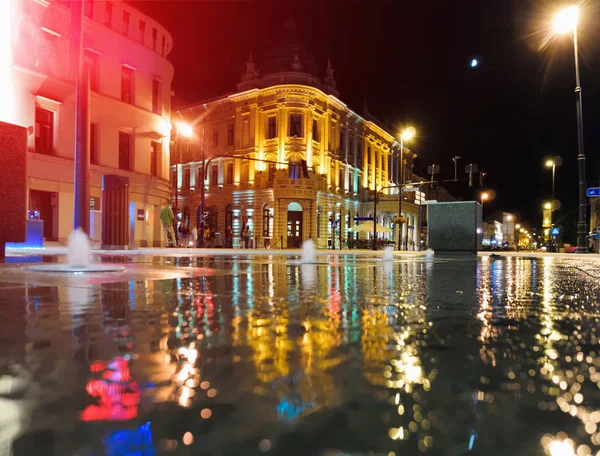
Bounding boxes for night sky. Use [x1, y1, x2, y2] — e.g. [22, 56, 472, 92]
[133, 0, 600, 240]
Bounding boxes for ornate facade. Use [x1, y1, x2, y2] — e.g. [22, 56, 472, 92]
[173, 20, 418, 249]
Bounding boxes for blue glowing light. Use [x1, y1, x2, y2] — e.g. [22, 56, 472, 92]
[468, 432, 476, 450]
[105, 422, 153, 456]
[276, 397, 316, 421]
[470, 59, 478, 68]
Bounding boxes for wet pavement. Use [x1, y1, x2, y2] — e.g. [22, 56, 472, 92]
[1, 253, 600, 455]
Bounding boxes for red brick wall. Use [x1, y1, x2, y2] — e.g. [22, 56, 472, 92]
[0, 121, 28, 244]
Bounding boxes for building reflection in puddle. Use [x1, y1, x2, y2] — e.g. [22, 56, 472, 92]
[62, 255, 600, 454]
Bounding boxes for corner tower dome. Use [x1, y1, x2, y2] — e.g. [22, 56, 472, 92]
[237, 19, 339, 97]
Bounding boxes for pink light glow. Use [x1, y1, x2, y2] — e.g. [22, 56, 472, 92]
[0, 0, 16, 124]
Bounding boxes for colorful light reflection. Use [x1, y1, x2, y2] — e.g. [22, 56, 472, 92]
[81, 357, 140, 422]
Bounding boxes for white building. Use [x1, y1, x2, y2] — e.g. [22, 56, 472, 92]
[482, 220, 503, 247]
[3, 0, 174, 245]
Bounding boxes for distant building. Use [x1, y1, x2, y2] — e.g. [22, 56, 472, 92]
[173, 19, 418, 249]
[4, 0, 174, 245]
[591, 198, 600, 252]
[482, 220, 503, 247]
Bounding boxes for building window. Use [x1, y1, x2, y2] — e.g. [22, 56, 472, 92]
[118, 131, 132, 170]
[105, 1, 113, 27]
[225, 204, 233, 230]
[339, 129, 345, 153]
[139, 20, 146, 43]
[349, 171, 354, 193]
[211, 164, 218, 186]
[227, 123, 234, 146]
[212, 129, 218, 147]
[289, 114, 302, 137]
[267, 117, 277, 139]
[122, 11, 130, 36]
[263, 205, 272, 237]
[162, 36, 166, 56]
[339, 167, 344, 190]
[357, 138, 363, 168]
[121, 66, 134, 104]
[84, 51, 98, 91]
[289, 161, 301, 179]
[150, 141, 160, 177]
[152, 28, 158, 51]
[35, 107, 53, 156]
[313, 119, 319, 142]
[367, 146, 371, 165]
[316, 206, 322, 238]
[226, 163, 233, 184]
[152, 79, 161, 114]
[84, 0, 94, 18]
[90, 123, 98, 165]
[183, 168, 190, 189]
[268, 163, 276, 182]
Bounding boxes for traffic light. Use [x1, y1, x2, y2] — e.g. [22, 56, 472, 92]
[479, 171, 487, 187]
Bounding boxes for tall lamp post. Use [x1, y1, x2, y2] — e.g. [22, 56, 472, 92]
[552, 5, 588, 252]
[175, 122, 193, 244]
[397, 126, 416, 250]
[545, 159, 557, 201]
[71, 0, 90, 233]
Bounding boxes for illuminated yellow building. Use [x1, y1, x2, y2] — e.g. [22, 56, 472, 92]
[173, 19, 417, 248]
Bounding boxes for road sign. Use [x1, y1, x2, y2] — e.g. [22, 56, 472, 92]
[587, 187, 600, 197]
[354, 217, 373, 222]
[551, 227, 560, 236]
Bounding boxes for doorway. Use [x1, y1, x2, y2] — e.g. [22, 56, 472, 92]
[287, 202, 303, 248]
[29, 190, 57, 241]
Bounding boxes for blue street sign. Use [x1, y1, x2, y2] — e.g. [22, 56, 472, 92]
[354, 217, 373, 222]
[587, 187, 600, 197]
[551, 227, 560, 236]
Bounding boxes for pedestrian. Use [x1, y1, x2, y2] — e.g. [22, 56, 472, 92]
[204, 226, 211, 247]
[225, 225, 232, 248]
[209, 228, 216, 248]
[191, 226, 198, 248]
[244, 226, 251, 249]
[240, 225, 246, 249]
[178, 224, 189, 247]
[160, 201, 176, 247]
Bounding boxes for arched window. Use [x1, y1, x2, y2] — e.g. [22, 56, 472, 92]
[225, 204, 233, 230]
[316, 206, 322, 238]
[262, 205, 273, 237]
[183, 207, 190, 228]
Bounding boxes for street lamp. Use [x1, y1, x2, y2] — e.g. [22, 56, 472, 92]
[397, 126, 416, 250]
[480, 192, 489, 213]
[552, 5, 588, 253]
[175, 122, 193, 243]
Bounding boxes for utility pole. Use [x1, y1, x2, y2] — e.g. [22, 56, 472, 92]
[453, 156, 461, 181]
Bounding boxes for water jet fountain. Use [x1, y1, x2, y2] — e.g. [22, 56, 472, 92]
[382, 246, 394, 261]
[27, 229, 125, 273]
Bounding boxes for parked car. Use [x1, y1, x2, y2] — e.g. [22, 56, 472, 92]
[563, 243, 577, 253]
